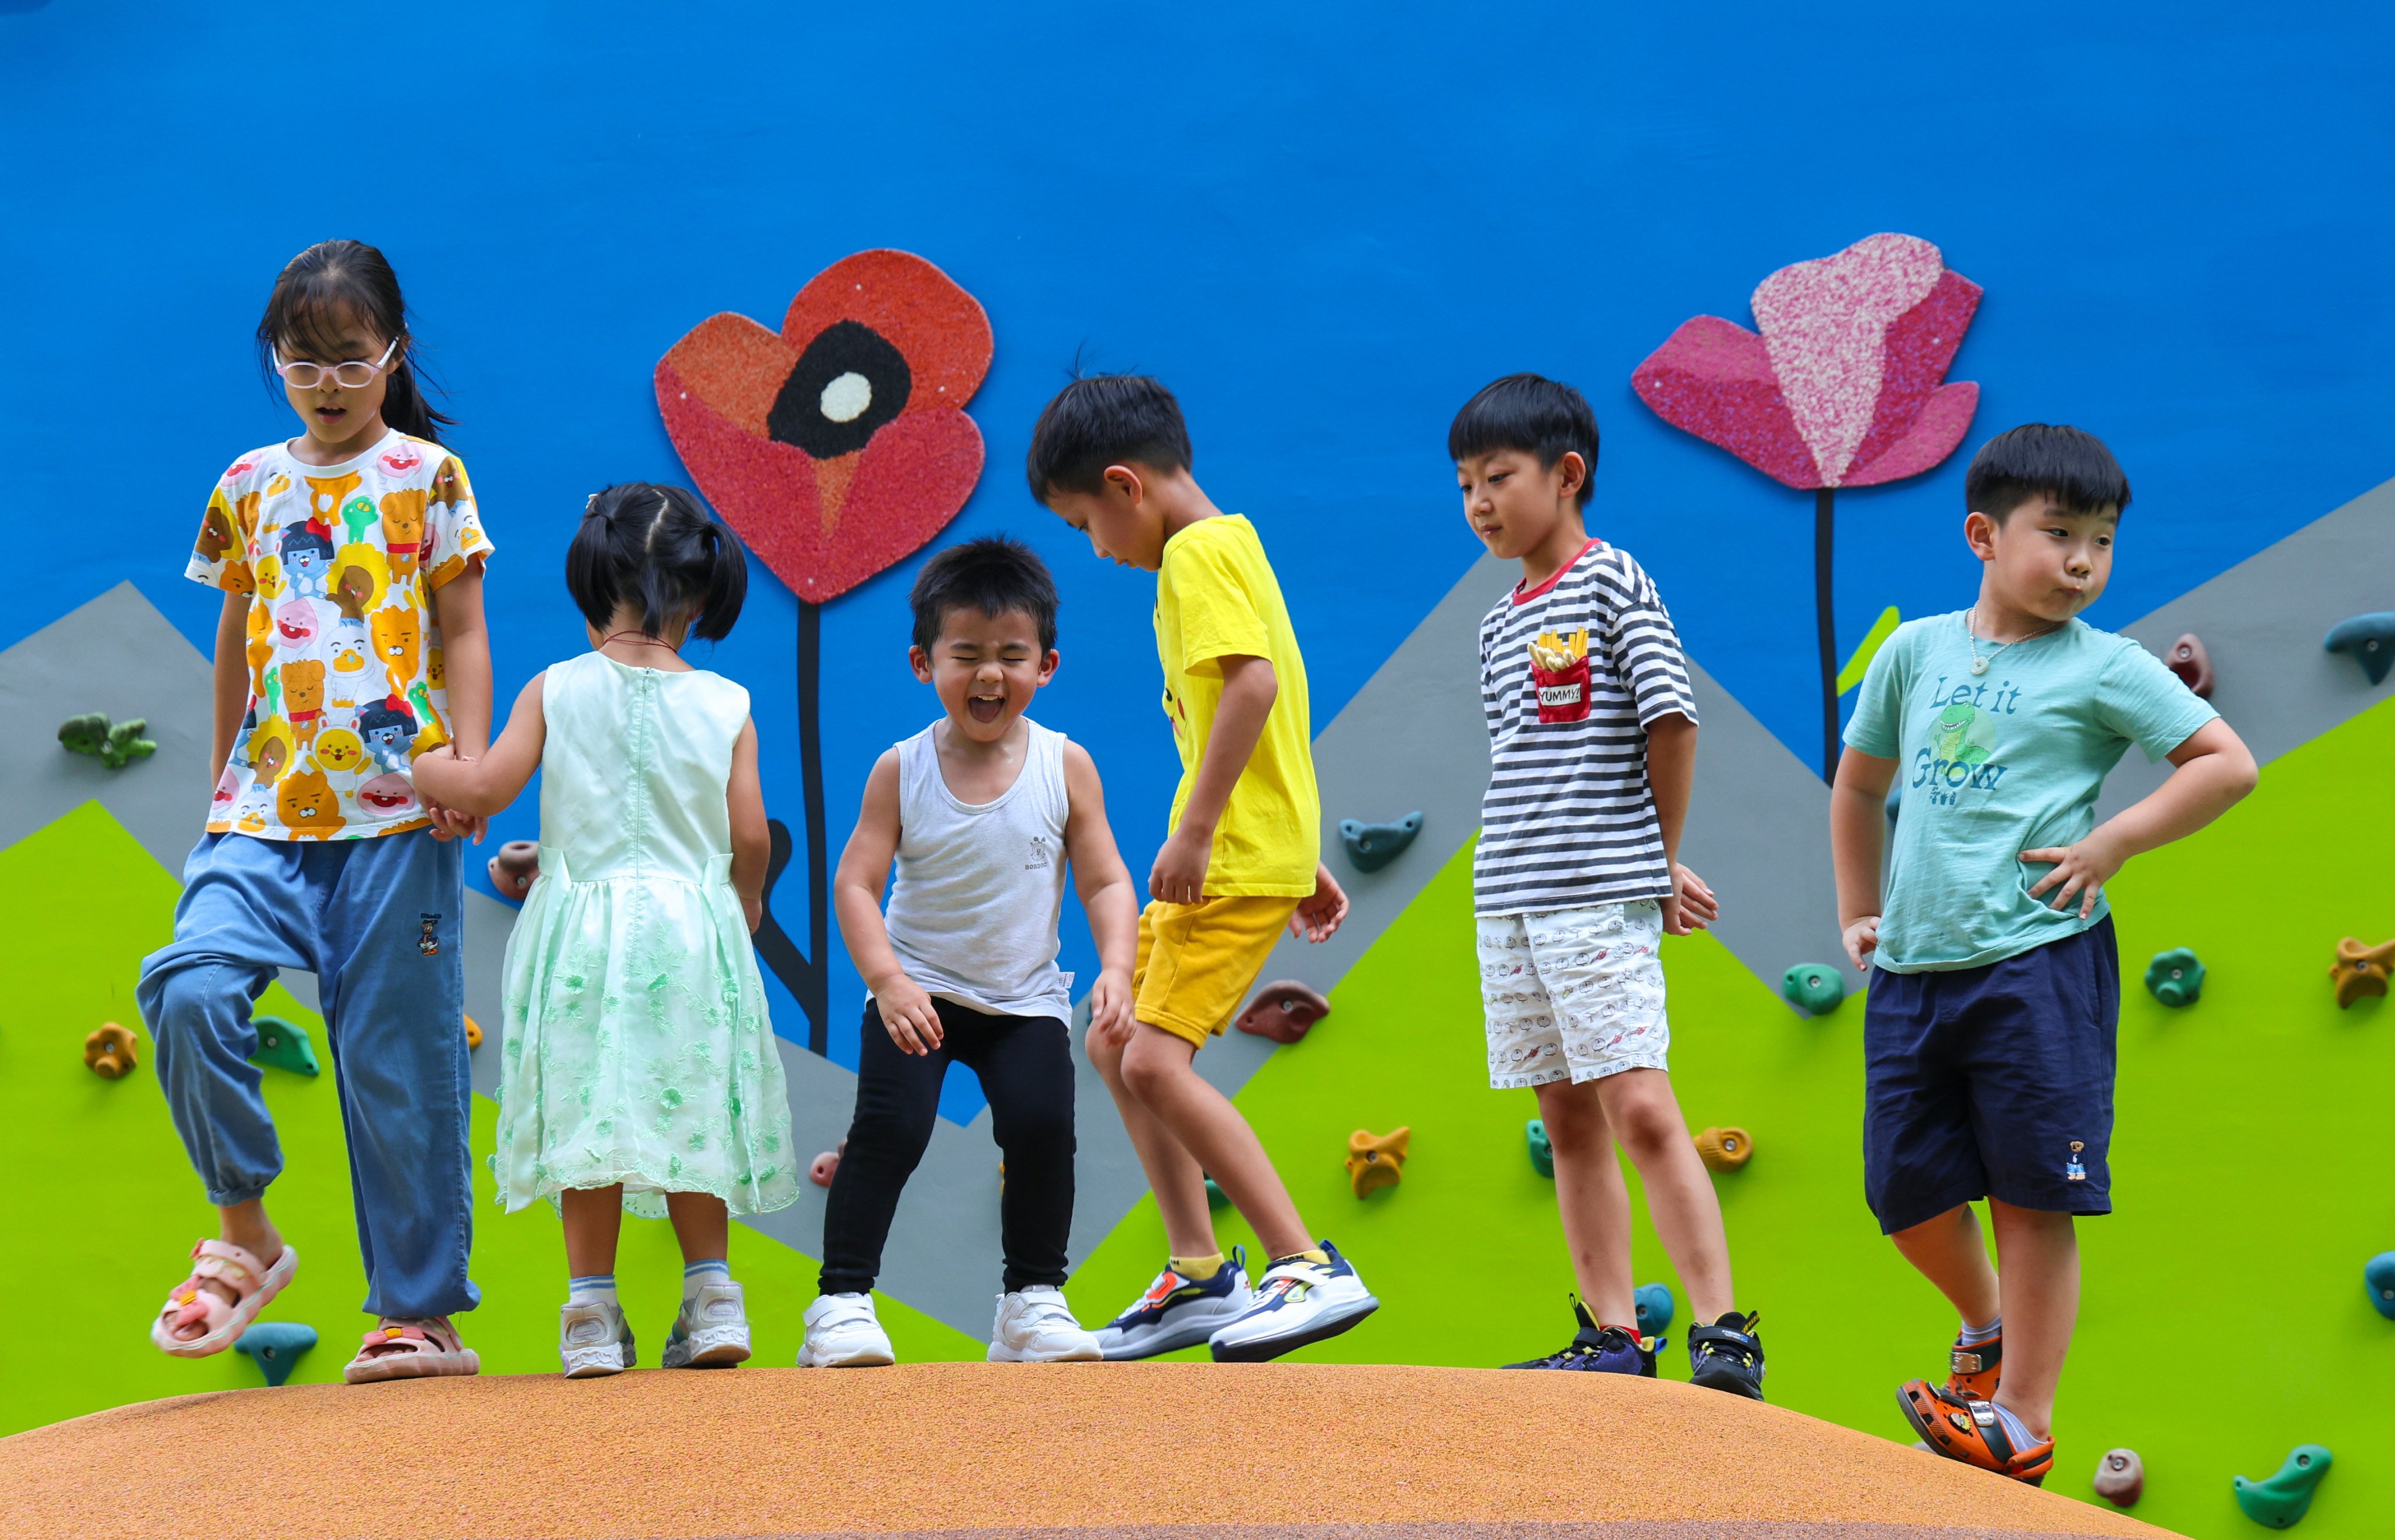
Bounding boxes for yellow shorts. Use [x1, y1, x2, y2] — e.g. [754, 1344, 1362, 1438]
[1134, 896, 1302, 1048]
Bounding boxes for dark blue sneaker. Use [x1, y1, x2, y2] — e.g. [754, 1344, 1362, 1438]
[1504, 1299, 1659, 1375]
[1094, 1246, 1252, 1360]
[1687, 1310, 1766, 1399]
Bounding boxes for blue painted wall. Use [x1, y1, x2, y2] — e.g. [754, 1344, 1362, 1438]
[6, 3, 2391, 1117]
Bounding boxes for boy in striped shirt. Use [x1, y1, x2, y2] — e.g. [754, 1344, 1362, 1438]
[1455, 374, 1765, 1396]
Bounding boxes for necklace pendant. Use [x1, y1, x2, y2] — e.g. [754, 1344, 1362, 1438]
[1969, 656, 1990, 676]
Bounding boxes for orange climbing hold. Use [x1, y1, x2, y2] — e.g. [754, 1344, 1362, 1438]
[1347, 1127, 1410, 1197]
[2331, 937, 2395, 1007]
[1694, 1126, 1752, 1172]
[84, 1023, 139, 1079]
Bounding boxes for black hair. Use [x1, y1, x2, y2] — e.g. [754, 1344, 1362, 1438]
[910, 536, 1060, 653]
[1024, 373, 1193, 501]
[1965, 424, 2131, 522]
[1447, 374, 1600, 507]
[257, 240, 454, 445]
[356, 696, 417, 739]
[566, 483, 748, 641]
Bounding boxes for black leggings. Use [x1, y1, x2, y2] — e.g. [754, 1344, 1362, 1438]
[819, 998, 1076, 1295]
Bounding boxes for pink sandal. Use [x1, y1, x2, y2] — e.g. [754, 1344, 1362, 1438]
[149, 1239, 298, 1359]
[343, 1315, 481, 1383]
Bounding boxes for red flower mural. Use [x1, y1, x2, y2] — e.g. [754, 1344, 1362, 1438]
[655, 250, 992, 1052]
[1633, 233, 1981, 779]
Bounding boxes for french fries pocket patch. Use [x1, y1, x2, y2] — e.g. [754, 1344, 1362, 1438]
[1530, 629, 1591, 723]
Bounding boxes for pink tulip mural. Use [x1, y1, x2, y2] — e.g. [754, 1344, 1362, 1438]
[1633, 233, 1980, 779]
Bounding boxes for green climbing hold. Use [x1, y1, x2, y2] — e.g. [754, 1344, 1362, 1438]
[2234, 1444, 2331, 1529]
[1527, 1118, 1553, 1178]
[1205, 1177, 1229, 1211]
[2325, 613, 2395, 685]
[1338, 812, 1423, 873]
[249, 1015, 321, 1078]
[2366, 1252, 2395, 1320]
[233, 1321, 318, 1387]
[1780, 964, 1846, 1016]
[1634, 1282, 1674, 1339]
[2144, 947, 2205, 1007]
[58, 713, 157, 769]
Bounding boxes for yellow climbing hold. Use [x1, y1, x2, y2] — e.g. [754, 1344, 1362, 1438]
[1347, 1127, 1410, 1197]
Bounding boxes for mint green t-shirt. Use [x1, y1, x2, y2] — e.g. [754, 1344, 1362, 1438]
[1844, 612, 2217, 973]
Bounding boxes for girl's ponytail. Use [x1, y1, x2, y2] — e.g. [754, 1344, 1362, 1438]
[689, 513, 748, 642]
[257, 240, 455, 446]
[567, 484, 747, 643]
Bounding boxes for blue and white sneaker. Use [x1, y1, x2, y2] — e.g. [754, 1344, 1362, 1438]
[1095, 1247, 1252, 1360]
[1206, 1241, 1378, 1363]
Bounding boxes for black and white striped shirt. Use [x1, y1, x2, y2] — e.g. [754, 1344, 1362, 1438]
[1475, 540, 1697, 917]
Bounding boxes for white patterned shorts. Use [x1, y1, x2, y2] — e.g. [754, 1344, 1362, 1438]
[1478, 900, 1670, 1089]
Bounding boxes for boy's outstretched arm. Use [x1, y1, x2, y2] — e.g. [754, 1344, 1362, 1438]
[831, 748, 943, 1055]
[1061, 742, 1141, 1046]
[1150, 652, 1275, 905]
[410, 672, 548, 820]
[2023, 719, 2258, 917]
[1645, 712, 1718, 936]
[1830, 747, 1899, 968]
[726, 719, 769, 932]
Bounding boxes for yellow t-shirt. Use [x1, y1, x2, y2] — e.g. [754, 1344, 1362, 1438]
[1152, 515, 1320, 896]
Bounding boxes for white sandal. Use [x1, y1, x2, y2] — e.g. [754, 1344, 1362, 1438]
[149, 1239, 298, 1359]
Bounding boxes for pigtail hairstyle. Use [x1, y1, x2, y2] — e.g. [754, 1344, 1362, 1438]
[567, 484, 749, 643]
[257, 239, 455, 444]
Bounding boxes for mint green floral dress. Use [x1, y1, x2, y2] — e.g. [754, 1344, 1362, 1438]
[495, 652, 795, 1218]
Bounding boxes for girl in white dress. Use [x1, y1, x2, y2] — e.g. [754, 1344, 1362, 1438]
[413, 483, 796, 1377]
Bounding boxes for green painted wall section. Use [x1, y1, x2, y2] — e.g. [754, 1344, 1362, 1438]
[1067, 693, 2395, 1540]
[0, 803, 976, 1435]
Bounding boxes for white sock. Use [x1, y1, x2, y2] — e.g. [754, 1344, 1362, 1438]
[1958, 1314, 2001, 1346]
[1989, 1400, 2039, 1448]
[683, 1258, 730, 1303]
[568, 1273, 618, 1307]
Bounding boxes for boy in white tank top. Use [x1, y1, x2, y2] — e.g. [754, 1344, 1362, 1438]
[799, 538, 1143, 1367]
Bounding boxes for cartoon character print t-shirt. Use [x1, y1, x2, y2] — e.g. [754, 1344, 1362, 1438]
[1843, 612, 2215, 973]
[187, 430, 494, 841]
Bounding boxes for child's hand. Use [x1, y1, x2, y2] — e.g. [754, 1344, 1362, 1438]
[743, 894, 763, 934]
[1842, 916, 1880, 971]
[874, 974, 944, 1056]
[1086, 966, 1135, 1047]
[1662, 864, 1717, 935]
[1150, 826, 1213, 907]
[1290, 864, 1349, 942]
[2021, 834, 2124, 919]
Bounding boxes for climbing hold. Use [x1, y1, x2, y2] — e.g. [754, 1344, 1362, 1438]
[1338, 812, 1423, 873]
[2163, 633, 2214, 698]
[2364, 1252, 2395, 1320]
[1236, 980, 1330, 1044]
[233, 1321, 319, 1387]
[248, 1016, 320, 1078]
[1885, 782, 1901, 826]
[84, 1023, 138, 1079]
[488, 840, 540, 900]
[1205, 1177, 1230, 1211]
[1780, 963, 1846, 1016]
[1635, 1282, 1675, 1339]
[2330, 937, 2395, 1007]
[2325, 613, 2395, 685]
[2143, 947, 2205, 1007]
[463, 1014, 483, 1051]
[2234, 1444, 2331, 1529]
[1347, 1126, 1410, 1197]
[1526, 1118, 1554, 1178]
[2091, 1448, 2143, 1507]
[1693, 1126, 1752, 1172]
[809, 1139, 846, 1187]
[57, 712, 157, 769]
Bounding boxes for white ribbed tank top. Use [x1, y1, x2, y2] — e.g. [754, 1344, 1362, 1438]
[881, 717, 1074, 1021]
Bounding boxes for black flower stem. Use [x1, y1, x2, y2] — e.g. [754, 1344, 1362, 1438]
[796, 598, 831, 1052]
[1814, 486, 1838, 785]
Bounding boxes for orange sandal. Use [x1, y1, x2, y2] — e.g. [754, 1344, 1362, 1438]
[343, 1315, 481, 1383]
[1899, 1379, 2053, 1484]
[1947, 1330, 2001, 1399]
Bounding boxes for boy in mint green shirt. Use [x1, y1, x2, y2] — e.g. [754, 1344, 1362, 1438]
[1830, 424, 2255, 1485]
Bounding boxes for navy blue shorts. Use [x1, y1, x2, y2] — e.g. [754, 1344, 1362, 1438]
[1862, 917, 2119, 1235]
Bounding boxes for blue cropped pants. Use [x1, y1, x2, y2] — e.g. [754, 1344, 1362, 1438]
[137, 828, 479, 1320]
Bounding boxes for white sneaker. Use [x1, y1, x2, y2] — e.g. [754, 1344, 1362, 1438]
[662, 1280, 752, 1368]
[1093, 1248, 1254, 1360]
[798, 1292, 895, 1368]
[986, 1286, 1102, 1363]
[559, 1299, 635, 1378]
[1206, 1241, 1378, 1363]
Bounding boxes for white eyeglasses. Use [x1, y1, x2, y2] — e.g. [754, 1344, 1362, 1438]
[274, 338, 398, 390]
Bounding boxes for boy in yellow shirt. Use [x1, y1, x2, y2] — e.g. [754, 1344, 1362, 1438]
[1030, 374, 1375, 1362]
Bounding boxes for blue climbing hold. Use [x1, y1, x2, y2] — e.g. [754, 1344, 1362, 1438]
[2366, 1252, 2395, 1320]
[1526, 1118, 1553, 1178]
[249, 1015, 321, 1077]
[233, 1321, 318, 1387]
[2144, 947, 2205, 1007]
[1780, 964, 1846, 1016]
[1339, 812, 1423, 873]
[2234, 1444, 2331, 1529]
[2325, 613, 2395, 685]
[1634, 1282, 1675, 1339]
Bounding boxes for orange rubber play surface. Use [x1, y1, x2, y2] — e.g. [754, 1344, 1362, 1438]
[0, 1362, 2180, 1539]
